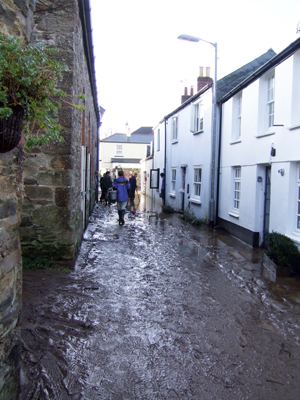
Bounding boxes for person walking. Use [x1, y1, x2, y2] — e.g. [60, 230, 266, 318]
[102, 171, 112, 205]
[129, 173, 137, 201]
[113, 170, 130, 225]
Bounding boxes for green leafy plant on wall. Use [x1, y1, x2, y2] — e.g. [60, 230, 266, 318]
[0, 33, 85, 151]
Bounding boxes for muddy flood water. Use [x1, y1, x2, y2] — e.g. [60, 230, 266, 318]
[20, 197, 300, 399]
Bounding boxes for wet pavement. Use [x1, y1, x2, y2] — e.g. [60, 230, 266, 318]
[20, 198, 300, 399]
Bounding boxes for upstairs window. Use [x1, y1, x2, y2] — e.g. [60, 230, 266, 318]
[115, 145, 123, 156]
[267, 75, 275, 128]
[291, 50, 300, 127]
[232, 93, 242, 141]
[191, 101, 203, 133]
[157, 129, 160, 151]
[172, 116, 178, 141]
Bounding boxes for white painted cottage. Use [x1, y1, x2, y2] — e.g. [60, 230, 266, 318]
[218, 37, 300, 247]
[146, 51, 276, 226]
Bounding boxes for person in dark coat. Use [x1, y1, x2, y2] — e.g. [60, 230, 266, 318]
[102, 171, 112, 205]
[113, 170, 130, 225]
[129, 173, 137, 201]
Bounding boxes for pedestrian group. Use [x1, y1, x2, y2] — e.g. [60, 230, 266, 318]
[100, 170, 138, 225]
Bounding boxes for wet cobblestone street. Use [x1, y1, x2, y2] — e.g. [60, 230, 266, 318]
[20, 201, 300, 399]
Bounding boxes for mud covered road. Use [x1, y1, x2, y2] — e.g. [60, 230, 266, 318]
[20, 202, 300, 399]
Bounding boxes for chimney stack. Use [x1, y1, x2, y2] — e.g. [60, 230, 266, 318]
[181, 86, 190, 104]
[126, 122, 131, 138]
[197, 66, 213, 92]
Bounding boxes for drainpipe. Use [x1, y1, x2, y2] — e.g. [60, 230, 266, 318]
[164, 118, 167, 206]
[215, 103, 222, 224]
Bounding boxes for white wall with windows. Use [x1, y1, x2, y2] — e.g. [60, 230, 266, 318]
[164, 87, 213, 220]
[218, 47, 300, 247]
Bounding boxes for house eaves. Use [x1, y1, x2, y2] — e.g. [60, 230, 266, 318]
[101, 133, 154, 144]
[111, 158, 142, 164]
[161, 84, 212, 122]
[78, 0, 99, 122]
[219, 37, 300, 104]
[217, 48, 277, 102]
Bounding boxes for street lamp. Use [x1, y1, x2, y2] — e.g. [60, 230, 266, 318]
[178, 34, 218, 226]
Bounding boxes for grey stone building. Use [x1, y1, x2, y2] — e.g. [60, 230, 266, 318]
[0, 0, 99, 397]
[20, 0, 100, 261]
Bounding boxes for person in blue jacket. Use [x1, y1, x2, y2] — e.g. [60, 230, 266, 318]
[113, 170, 130, 225]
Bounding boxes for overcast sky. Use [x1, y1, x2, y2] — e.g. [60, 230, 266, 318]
[90, 0, 300, 137]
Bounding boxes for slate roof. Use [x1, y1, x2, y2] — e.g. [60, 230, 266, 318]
[160, 48, 277, 122]
[216, 49, 276, 101]
[101, 129, 154, 144]
[220, 37, 300, 103]
[131, 127, 153, 135]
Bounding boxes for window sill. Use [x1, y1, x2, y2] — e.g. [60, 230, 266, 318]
[230, 139, 241, 145]
[286, 232, 300, 245]
[289, 123, 300, 131]
[256, 130, 275, 138]
[114, 155, 124, 157]
[169, 193, 176, 198]
[171, 140, 178, 144]
[189, 198, 201, 205]
[229, 211, 239, 219]
[192, 130, 203, 135]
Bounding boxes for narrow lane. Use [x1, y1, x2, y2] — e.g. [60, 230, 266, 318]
[20, 202, 300, 399]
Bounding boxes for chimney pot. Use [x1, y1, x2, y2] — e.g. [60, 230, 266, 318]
[184, 87, 188, 95]
[199, 66, 204, 77]
[206, 67, 210, 77]
[190, 86, 194, 96]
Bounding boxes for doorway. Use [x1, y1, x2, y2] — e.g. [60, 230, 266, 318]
[263, 166, 271, 244]
[181, 166, 186, 212]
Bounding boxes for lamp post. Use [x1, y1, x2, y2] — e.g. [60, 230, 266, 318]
[178, 34, 218, 226]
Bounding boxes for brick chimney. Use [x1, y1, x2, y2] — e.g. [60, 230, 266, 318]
[197, 66, 213, 92]
[181, 87, 190, 104]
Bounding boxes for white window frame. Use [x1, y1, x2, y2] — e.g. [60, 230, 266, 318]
[115, 144, 123, 156]
[257, 70, 276, 136]
[193, 166, 202, 202]
[267, 75, 275, 129]
[191, 101, 203, 134]
[233, 167, 241, 211]
[231, 93, 242, 142]
[171, 116, 178, 142]
[237, 94, 242, 138]
[290, 51, 300, 129]
[171, 168, 176, 193]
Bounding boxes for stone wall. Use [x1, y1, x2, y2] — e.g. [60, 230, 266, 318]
[0, 0, 35, 42]
[20, 0, 99, 261]
[0, 1, 34, 398]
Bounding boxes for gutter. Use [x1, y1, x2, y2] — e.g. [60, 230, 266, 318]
[160, 84, 212, 123]
[78, 0, 99, 122]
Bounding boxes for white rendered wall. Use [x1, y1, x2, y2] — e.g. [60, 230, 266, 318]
[218, 51, 300, 246]
[165, 89, 213, 221]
